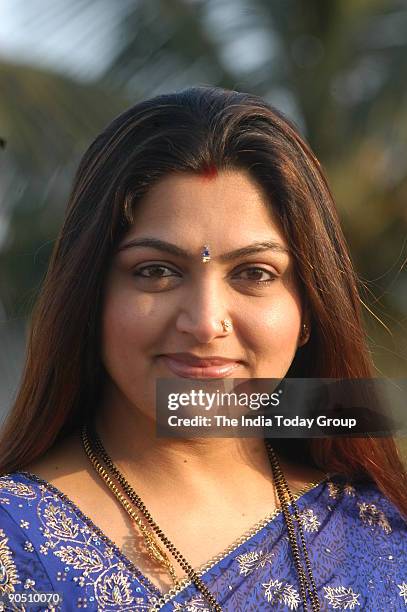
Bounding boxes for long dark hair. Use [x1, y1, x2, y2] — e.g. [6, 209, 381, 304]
[1, 86, 406, 518]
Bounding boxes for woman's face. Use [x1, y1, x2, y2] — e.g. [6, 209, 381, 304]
[101, 170, 309, 416]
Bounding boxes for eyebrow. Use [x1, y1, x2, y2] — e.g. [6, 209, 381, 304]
[117, 237, 290, 261]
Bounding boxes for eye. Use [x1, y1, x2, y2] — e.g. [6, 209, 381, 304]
[131, 264, 277, 290]
[233, 266, 277, 285]
[131, 264, 181, 291]
[133, 264, 178, 279]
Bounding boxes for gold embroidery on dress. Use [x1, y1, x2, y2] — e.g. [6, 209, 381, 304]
[357, 502, 392, 534]
[173, 595, 211, 610]
[327, 481, 356, 500]
[323, 585, 361, 609]
[0, 528, 21, 594]
[262, 578, 301, 610]
[34, 488, 157, 610]
[54, 545, 104, 574]
[0, 478, 36, 499]
[0, 477, 160, 610]
[42, 504, 80, 540]
[327, 481, 341, 499]
[398, 582, 407, 604]
[296, 508, 321, 532]
[95, 570, 134, 607]
[236, 549, 274, 576]
[343, 484, 356, 496]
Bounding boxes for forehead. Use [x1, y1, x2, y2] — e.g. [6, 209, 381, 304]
[125, 170, 288, 246]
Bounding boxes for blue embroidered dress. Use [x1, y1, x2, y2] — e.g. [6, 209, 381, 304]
[0, 471, 406, 611]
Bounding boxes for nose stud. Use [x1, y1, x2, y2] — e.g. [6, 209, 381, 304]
[221, 319, 233, 333]
[201, 245, 211, 263]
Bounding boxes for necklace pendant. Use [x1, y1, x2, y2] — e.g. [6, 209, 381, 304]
[145, 530, 171, 565]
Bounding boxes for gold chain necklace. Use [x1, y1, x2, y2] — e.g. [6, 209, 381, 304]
[81, 424, 222, 610]
[266, 442, 321, 612]
[81, 423, 321, 611]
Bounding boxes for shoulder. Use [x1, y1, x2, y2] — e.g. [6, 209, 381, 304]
[323, 474, 406, 526]
[0, 470, 44, 508]
[0, 470, 64, 560]
[0, 470, 40, 491]
[0, 471, 47, 543]
[0, 471, 160, 610]
[0, 472, 55, 598]
[308, 475, 407, 610]
[0, 471, 42, 521]
[321, 474, 406, 531]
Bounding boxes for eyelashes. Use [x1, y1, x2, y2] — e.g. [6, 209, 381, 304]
[133, 264, 175, 279]
[235, 266, 277, 285]
[132, 264, 278, 287]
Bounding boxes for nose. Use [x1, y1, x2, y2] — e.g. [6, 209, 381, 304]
[175, 277, 232, 343]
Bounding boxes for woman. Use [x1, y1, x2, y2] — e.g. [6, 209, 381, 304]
[0, 86, 406, 611]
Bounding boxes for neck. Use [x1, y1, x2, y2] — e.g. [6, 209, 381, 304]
[97, 400, 269, 499]
[94, 387, 325, 507]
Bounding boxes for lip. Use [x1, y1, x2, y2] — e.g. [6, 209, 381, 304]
[159, 353, 243, 378]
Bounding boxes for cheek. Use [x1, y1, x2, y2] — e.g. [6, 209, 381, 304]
[246, 294, 302, 355]
[101, 291, 157, 370]
[100, 290, 166, 412]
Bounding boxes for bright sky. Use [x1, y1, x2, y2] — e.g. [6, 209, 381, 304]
[0, 0, 127, 80]
[0, 0, 304, 125]
[0, 0, 278, 80]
